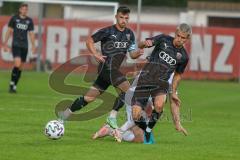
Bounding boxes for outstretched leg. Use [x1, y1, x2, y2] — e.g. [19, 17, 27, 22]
[59, 86, 102, 121]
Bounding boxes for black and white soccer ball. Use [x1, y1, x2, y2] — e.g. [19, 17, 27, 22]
[44, 120, 64, 140]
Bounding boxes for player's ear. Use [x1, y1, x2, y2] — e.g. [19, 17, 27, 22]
[175, 30, 178, 36]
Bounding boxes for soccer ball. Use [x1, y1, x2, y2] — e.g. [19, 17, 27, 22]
[44, 120, 64, 140]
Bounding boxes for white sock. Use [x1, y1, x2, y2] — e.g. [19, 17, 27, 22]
[122, 130, 135, 142]
[109, 110, 118, 119]
[120, 121, 135, 132]
[62, 108, 72, 120]
[146, 127, 152, 133]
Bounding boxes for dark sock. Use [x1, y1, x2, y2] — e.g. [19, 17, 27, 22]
[148, 110, 163, 129]
[10, 67, 20, 86]
[70, 96, 88, 112]
[15, 69, 22, 85]
[112, 92, 125, 111]
[144, 130, 151, 142]
[134, 116, 147, 131]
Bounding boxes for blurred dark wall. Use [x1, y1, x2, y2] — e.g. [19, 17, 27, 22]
[0, 2, 20, 15]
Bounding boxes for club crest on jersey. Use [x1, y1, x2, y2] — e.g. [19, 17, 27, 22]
[26, 20, 30, 24]
[126, 34, 130, 41]
[16, 19, 20, 23]
[164, 43, 169, 49]
[176, 52, 182, 60]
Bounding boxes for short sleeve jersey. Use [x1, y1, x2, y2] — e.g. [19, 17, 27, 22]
[92, 25, 136, 70]
[141, 34, 189, 82]
[8, 15, 34, 48]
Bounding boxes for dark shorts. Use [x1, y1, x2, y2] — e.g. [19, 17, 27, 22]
[132, 79, 169, 109]
[93, 68, 127, 92]
[12, 46, 28, 62]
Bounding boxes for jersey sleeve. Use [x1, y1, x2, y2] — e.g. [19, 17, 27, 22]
[145, 34, 165, 47]
[8, 16, 15, 29]
[128, 31, 137, 52]
[28, 19, 34, 31]
[91, 28, 108, 43]
[175, 55, 189, 74]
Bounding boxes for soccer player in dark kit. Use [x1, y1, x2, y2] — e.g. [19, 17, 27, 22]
[3, 3, 36, 93]
[59, 6, 143, 129]
[132, 23, 192, 144]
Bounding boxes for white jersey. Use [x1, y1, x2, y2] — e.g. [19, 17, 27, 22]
[123, 72, 174, 127]
[168, 72, 174, 85]
[120, 72, 175, 141]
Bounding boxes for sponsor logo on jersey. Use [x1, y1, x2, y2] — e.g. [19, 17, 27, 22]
[159, 51, 176, 65]
[114, 42, 128, 48]
[16, 23, 28, 30]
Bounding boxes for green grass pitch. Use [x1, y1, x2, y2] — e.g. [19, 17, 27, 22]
[0, 71, 239, 160]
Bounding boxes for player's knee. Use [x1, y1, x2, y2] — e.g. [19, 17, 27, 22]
[154, 102, 164, 113]
[14, 59, 22, 67]
[118, 81, 130, 93]
[132, 113, 140, 121]
[154, 97, 165, 112]
[84, 95, 96, 103]
[132, 106, 142, 121]
[155, 106, 164, 113]
[14, 63, 21, 68]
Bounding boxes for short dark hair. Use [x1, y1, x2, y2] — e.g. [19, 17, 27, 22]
[19, 3, 28, 8]
[117, 6, 130, 14]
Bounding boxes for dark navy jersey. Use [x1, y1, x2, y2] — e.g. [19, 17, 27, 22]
[91, 25, 136, 70]
[141, 34, 189, 82]
[8, 15, 34, 48]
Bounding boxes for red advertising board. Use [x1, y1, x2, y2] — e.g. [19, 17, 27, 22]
[0, 16, 239, 80]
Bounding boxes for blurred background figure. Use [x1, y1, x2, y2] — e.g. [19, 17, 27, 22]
[2, 3, 35, 93]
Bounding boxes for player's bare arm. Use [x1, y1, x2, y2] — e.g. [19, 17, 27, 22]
[171, 72, 188, 136]
[138, 39, 153, 49]
[29, 31, 36, 54]
[129, 49, 144, 59]
[171, 72, 182, 106]
[170, 95, 188, 136]
[3, 27, 13, 52]
[86, 36, 106, 63]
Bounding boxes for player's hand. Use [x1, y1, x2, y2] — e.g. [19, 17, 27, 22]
[175, 123, 188, 136]
[3, 44, 11, 52]
[138, 49, 144, 56]
[134, 49, 144, 58]
[93, 53, 107, 63]
[144, 40, 153, 47]
[171, 93, 181, 107]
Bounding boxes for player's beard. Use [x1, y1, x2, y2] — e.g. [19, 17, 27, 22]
[176, 41, 183, 48]
[119, 23, 126, 29]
